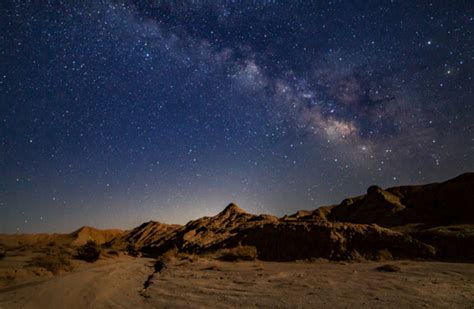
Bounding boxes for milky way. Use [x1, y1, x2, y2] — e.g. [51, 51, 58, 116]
[1, 1, 473, 232]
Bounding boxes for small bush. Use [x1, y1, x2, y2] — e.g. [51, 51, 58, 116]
[159, 248, 179, 262]
[126, 244, 139, 257]
[28, 252, 72, 274]
[47, 241, 56, 247]
[153, 260, 166, 272]
[218, 246, 258, 261]
[75, 240, 101, 262]
[374, 249, 393, 261]
[0, 249, 6, 260]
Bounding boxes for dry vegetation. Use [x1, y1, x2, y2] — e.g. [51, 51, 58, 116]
[74, 240, 101, 262]
[27, 249, 73, 274]
[217, 245, 258, 261]
[126, 244, 140, 257]
[0, 237, 123, 289]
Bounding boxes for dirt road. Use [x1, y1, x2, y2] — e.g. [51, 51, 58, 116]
[0, 257, 154, 309]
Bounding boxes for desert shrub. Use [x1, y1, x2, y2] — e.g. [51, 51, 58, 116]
[75, 240, 101, 262]
[217, 246, 258, 261]
[0, 249, 6, 260]
[126, 244, 139, 257]
[375, 249, 393, 261]
[101, 241, 112, 249]
[158, 248, 200, 263]
[153, 260, 166, 272]
[159, 248, 180, 262]
[28, 252, 72, 274]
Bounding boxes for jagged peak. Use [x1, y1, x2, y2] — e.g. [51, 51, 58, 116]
[72, 226, 96, 234]
[367, 185, 384, 196]
[218, 203, 247, 216]
[70, 226, 123, 237]
[142, 220, 161, 226]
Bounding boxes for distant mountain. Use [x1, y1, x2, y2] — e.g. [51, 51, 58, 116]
[2, 173, 472, 262]
[0, 227, 123, 247]
[68, 226, 123, 246]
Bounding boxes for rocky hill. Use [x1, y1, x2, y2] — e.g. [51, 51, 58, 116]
[138, 203, 434, 261]
[140, 203, 278, 255]
[3, 173, 471, 262]
[68, 226, 123, 246]
[107, 221, 180, 251]
[131, 173, 474, 262]
[324, 172, 474, 227]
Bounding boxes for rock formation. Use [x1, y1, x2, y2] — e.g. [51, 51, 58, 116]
[106, 221, 180, 251]
[69, 226, 123, 246]
[18, 172, 463, 262]
[127, 173, 474, 262]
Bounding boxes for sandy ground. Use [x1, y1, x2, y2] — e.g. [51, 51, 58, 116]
[145, 258, 474, 308]
[0, 256, 155, 309]
[1, 256, 473, 308]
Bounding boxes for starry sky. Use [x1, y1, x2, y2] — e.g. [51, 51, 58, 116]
[1, 1, 473, 233]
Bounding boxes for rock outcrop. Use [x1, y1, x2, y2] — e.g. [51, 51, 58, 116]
[220, 221, 435, 261]
[141, 203, 278, 255]
[139, 202, 435, 262]
[107, 221, 180, 251]
[69, 226, 123, 246]
[326, 172, 474, 227]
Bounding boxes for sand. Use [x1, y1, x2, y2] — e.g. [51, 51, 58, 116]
[1, 256, 473, 308]
[0, 256, 154, 309]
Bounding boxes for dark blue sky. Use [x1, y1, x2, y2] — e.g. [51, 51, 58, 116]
[1, 0, 473, 233]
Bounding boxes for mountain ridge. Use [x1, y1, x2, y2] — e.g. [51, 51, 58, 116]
[1, 172, 473, 261]
[133, 172, 474, 261]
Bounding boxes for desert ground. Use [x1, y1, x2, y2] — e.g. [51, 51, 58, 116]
[1, 253, 473, 308]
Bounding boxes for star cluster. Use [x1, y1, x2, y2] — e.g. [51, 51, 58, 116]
[1, 1, 473, 232]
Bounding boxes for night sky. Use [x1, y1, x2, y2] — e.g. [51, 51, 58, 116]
[1, 1, 473, 233]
